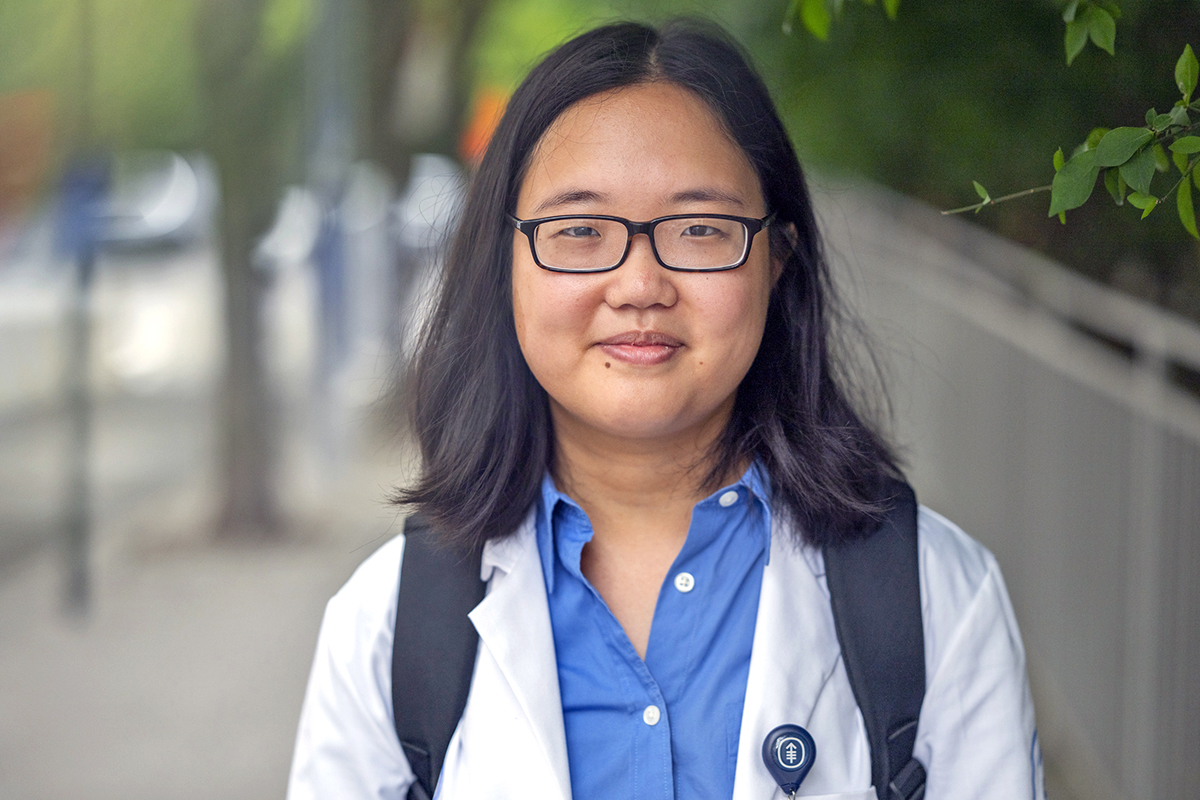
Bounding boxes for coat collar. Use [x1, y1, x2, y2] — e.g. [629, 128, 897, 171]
[470, 514, 572, 800]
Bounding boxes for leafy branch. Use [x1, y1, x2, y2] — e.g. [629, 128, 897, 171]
[1062, 0, 1119, 65]
[783, 1, 1200, 240]
[783, 0, 1118, 64]
[783, 0, 899, 40]
[950, 45, 1200, 240]
[943, 183, 1052, 216]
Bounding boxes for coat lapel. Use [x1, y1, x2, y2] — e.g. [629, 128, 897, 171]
[467, 518, 572, 800]
[732, 519, 848, 800]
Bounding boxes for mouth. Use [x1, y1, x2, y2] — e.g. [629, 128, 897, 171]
[595, 330, 683, 366]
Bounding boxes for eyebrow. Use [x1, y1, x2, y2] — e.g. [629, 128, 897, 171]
[531, 187, 749, 215]
[668, 188, 748, 208]
[532, 190, 607, 215]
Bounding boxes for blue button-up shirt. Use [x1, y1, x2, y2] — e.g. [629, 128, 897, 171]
[535, 465, 772, 799]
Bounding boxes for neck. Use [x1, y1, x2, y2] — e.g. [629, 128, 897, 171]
[549, 400, 738, 539]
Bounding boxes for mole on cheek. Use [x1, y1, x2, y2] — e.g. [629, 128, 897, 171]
[605, 362, 611, 368]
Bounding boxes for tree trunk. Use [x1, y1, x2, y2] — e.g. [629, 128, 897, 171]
[214, 169, 277, 538]
[363, 0, 492, 186]
[196, 0, 301, 540]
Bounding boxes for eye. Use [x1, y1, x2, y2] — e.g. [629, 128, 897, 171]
[680, 224, 724, 238]
[561, 225, 600, 238]
[544, 223, 601, 239]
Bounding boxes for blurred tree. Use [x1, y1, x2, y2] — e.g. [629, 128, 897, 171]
[2, 0, 502, 541]
[0, 0, 204, 168]
[195, 0, 309, 539]
[363, 0, 492, 186]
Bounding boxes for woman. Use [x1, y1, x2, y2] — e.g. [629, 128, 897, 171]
[288, 20, 1042, 800]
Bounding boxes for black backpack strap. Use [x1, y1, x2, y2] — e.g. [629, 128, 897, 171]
[824, 481, 927, 800]
[391, 515, 486, 800]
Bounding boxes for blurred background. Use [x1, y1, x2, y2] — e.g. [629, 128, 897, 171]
[1, 1, 1197, 798]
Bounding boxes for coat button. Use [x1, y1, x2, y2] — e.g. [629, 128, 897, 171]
[643, 705, 661, 726]
[674, 572, 695, 593]
[718, 490, 739, 507]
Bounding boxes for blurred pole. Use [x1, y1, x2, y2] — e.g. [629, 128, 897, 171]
[58, 0, 100, 616]
[58, 161, 109, 616]
[64, 232, 94, 615]
[307, 0, 358, 473]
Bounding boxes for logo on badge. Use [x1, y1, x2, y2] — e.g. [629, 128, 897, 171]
[774, 736, 805, 769]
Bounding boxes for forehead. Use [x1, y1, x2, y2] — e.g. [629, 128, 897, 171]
[517, 82, 764, 214]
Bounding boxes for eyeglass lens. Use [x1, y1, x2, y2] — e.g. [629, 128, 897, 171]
[532, 217, 749, 271]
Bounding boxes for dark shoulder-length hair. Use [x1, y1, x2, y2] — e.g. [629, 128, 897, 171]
[396, 19, 902, 550]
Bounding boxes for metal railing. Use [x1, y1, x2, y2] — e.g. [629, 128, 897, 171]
[814, 178, 1200, 800]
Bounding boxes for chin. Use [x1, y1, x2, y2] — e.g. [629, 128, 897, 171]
[583, 400, 724, 444]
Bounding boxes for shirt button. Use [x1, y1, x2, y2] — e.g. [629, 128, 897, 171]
[642, 705, 661, 726]
[673, 572, 695, 593]
[719, 490, 739, 507]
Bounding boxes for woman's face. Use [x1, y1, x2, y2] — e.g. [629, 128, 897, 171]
[512, 81, 777, 447]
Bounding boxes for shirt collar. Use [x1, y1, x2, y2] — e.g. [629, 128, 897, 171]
[536, 462, 773, 593]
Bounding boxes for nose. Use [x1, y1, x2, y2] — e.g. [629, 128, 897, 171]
[602, 232, 678, 310]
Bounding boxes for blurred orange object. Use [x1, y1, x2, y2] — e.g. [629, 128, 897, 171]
[0, 90, 54, 220]
[459, 89, 508, 167]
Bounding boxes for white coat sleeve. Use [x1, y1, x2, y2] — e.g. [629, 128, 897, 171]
[914, 509, 1045, 800]
[287, 533, 416, 800]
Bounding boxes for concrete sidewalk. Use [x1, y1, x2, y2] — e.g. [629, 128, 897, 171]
[0, 428, 411, 800]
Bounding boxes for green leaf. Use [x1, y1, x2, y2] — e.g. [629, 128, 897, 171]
[801, 0, 832, 40]
[1054, 147, 1066, 172]
[1177, 44, 1199, 103]
[973, 181, 990, 202]
[1119, 146, 1156, 194]
[1174, 149, 1190, 174]
[1153, 144, 1170, 172]
[1127, 191, 1158, 219]
[1062, 0, 1079, 23]
[783, 0, 800, 34]
[1145, 108, 1159, 126]
[1179, 179, 1199, 239]
[1171, 136, 1200, 154]
[1095, 127, 1153, 167]
[1126, 192, 1155, 209]
[1170, 105, 1191, 128]
[1058, 211, 1067, 224]
[1049, 148, 1100, 215]
[1084, 6, 1115, 55]
[1152, 113, 1173, 131]
[883, 0, 900, 20]
[1196, 167, 1200, 191]
[1086, 127, 1110, 150]
[1104, 168, 1127, 205]
[1065, 18, 1088, 65]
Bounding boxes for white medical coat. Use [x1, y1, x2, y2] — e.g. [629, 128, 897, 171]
[288, 505, 1044, 800]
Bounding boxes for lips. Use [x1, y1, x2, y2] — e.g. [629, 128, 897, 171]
[595, 330, 683, 366]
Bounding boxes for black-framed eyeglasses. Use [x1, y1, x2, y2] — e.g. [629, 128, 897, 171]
[508, 212, 776, 273]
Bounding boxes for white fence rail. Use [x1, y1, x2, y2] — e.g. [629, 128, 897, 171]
[815, 179, 1200, 800]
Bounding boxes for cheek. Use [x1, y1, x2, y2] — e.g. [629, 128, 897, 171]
[511, 260, 600, 374]
[690, 273, 772, 367]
